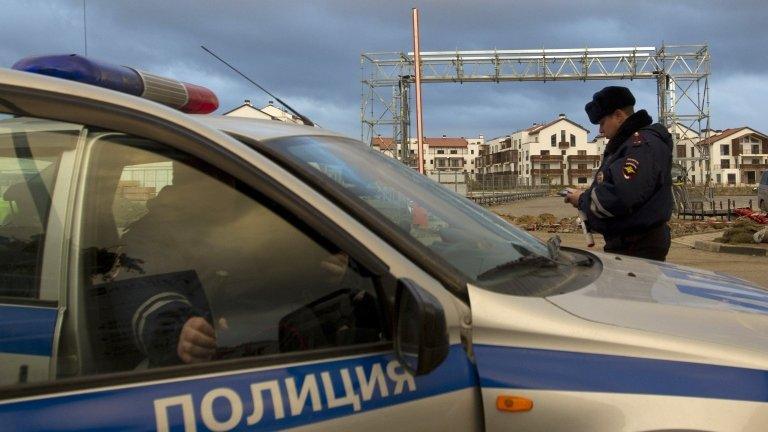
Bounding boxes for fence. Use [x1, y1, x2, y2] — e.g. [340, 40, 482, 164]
[427, 171, 548, 205]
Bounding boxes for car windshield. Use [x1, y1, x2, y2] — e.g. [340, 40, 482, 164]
[260, 135, 559, 284]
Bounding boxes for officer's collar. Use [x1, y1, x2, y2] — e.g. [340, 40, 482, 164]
[604, 110, 653, 156]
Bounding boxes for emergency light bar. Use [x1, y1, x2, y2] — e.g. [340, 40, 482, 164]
[12, 54, 219, 114]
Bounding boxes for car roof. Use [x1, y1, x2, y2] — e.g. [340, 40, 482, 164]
[191, 115, 348, 142]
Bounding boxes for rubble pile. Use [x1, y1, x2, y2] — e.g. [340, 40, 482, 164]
[499, 214, 587, 233]
[498, 213, 731, 238]
[667, 219, 728, 237]
[714, 218, 765, 244]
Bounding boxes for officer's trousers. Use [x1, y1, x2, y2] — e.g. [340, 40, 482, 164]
[603, 224, 671, 261]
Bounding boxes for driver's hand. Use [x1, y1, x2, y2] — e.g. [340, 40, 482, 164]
[177, 317, 216, 364]
[321, 252, 349, 284]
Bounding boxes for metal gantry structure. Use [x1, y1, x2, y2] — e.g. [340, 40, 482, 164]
[361, 44, 711, 166]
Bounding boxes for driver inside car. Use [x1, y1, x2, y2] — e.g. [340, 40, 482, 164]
[108, 160, 365, 367]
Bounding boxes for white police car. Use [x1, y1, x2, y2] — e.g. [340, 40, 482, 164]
[0, 55, 766, 431]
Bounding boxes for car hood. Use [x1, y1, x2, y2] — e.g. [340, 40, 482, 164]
[546, 254, 768, 354]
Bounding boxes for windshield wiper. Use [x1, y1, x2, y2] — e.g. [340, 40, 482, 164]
[477, 239, 568, 281]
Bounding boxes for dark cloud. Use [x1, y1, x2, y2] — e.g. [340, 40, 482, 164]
[1, 0, 766, 139]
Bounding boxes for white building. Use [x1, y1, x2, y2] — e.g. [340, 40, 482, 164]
[223, 100, 304, 124]
[695, 127, 768, 185]
[479, 114, 600, 186]
[371, 135, 484, 174]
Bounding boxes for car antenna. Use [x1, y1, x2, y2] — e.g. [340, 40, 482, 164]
[201, 45, 316, 127]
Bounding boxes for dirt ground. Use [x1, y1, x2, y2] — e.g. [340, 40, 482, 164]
[491, 195, 759, 219]
[526, 231, 768, 289]
[489, 196, 768, 288]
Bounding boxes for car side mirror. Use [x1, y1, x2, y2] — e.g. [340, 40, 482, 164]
[394, 279, 449, 375]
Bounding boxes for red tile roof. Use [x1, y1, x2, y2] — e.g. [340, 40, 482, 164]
[525, 117, 589, 135]
[424, 137, 468, 148]
[371, 136, 397, 150]
[697, 127, 748, 146]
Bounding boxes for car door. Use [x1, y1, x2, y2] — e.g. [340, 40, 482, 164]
[0, 119, 81, 388]
[0, 69, 481, 431]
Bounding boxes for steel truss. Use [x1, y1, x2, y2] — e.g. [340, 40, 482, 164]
[361, 44, 710, 167]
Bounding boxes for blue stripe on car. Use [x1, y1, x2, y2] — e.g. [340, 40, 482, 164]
[475, 344, 768, 402]
[0, 345, 477, 431]
[0, 304, 57, 356]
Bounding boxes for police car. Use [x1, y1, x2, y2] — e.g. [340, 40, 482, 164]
[0, 54, 766, 432]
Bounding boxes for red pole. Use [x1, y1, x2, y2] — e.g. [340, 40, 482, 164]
[412, 8, 425, 174]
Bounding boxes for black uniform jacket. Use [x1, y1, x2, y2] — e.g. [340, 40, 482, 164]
[578, 110, 674, 238]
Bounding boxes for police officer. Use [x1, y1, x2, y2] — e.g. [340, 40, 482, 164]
[564, 86, 674, 261]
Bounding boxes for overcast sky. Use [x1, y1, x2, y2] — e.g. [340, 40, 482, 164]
[1, 0, 767, 141]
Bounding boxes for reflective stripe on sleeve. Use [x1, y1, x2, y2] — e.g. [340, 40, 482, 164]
[590, 189, 614, 219]
[132, 292, 192, 354]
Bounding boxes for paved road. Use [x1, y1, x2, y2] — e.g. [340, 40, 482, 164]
[528, 231, 768, 289]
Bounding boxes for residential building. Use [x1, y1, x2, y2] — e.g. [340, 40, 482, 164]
[695, 127, 768, 185]
[223, 100, 303, 124]
[371, 135, 485, 174]
[478, 114, 600, 186]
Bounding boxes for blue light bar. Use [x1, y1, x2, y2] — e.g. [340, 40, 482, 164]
[13, 54, 144, 96]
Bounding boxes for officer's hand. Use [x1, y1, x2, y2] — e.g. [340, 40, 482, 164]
[321, 252, 349, 284]
[177, 317, 216, 364]
[564, 189, 583, 208]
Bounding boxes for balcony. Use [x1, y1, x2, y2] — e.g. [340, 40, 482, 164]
[531, 168, 563, 176]
[740, 163, 768, 170]
[531, 154, 564, 163]
[568, 168, 597, 176]
[558, 141, 571, 149]
[567, 155, 601, 163]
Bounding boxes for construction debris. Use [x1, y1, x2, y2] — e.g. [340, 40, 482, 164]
[499, 213, 730, 238]
[733, 207, 768, 225]
[715, 218, 765, 244]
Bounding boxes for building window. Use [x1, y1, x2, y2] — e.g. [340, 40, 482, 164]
[561, 150, 566, 155]
[721, 159, 730, 169]
[578, 177, 588, 184]
[720, 144, 729, 156]
[551, 134, 556, 147]
[753, 145, 760, 154]
[437, 149, 444, 154]
[470, 149, 474, 155]
[450, 149, 457, 154]
[727, 173, 736, 185]
[542, 163, 550, 170]
[578, 163, 587, 170]
[570, 134, 576, 147]
[561, 130, 566, 143]
[541, 150, 549, 156]
[716, 174, 721, 183]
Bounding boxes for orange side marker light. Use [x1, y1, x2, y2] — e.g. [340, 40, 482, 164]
[496, 395, 533, 413]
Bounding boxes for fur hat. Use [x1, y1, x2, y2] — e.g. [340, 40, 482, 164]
[585, 86, 636, 124]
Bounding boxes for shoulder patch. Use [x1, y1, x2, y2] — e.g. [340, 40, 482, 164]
[622, 157, 639, 180]
[632, 131, 644, 147]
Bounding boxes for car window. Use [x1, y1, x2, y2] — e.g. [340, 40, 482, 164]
[261, 135, 562, 288]
[66, 132, 386, 378]
[113, 161, 171, 232]
[0, 118, 80, 299]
